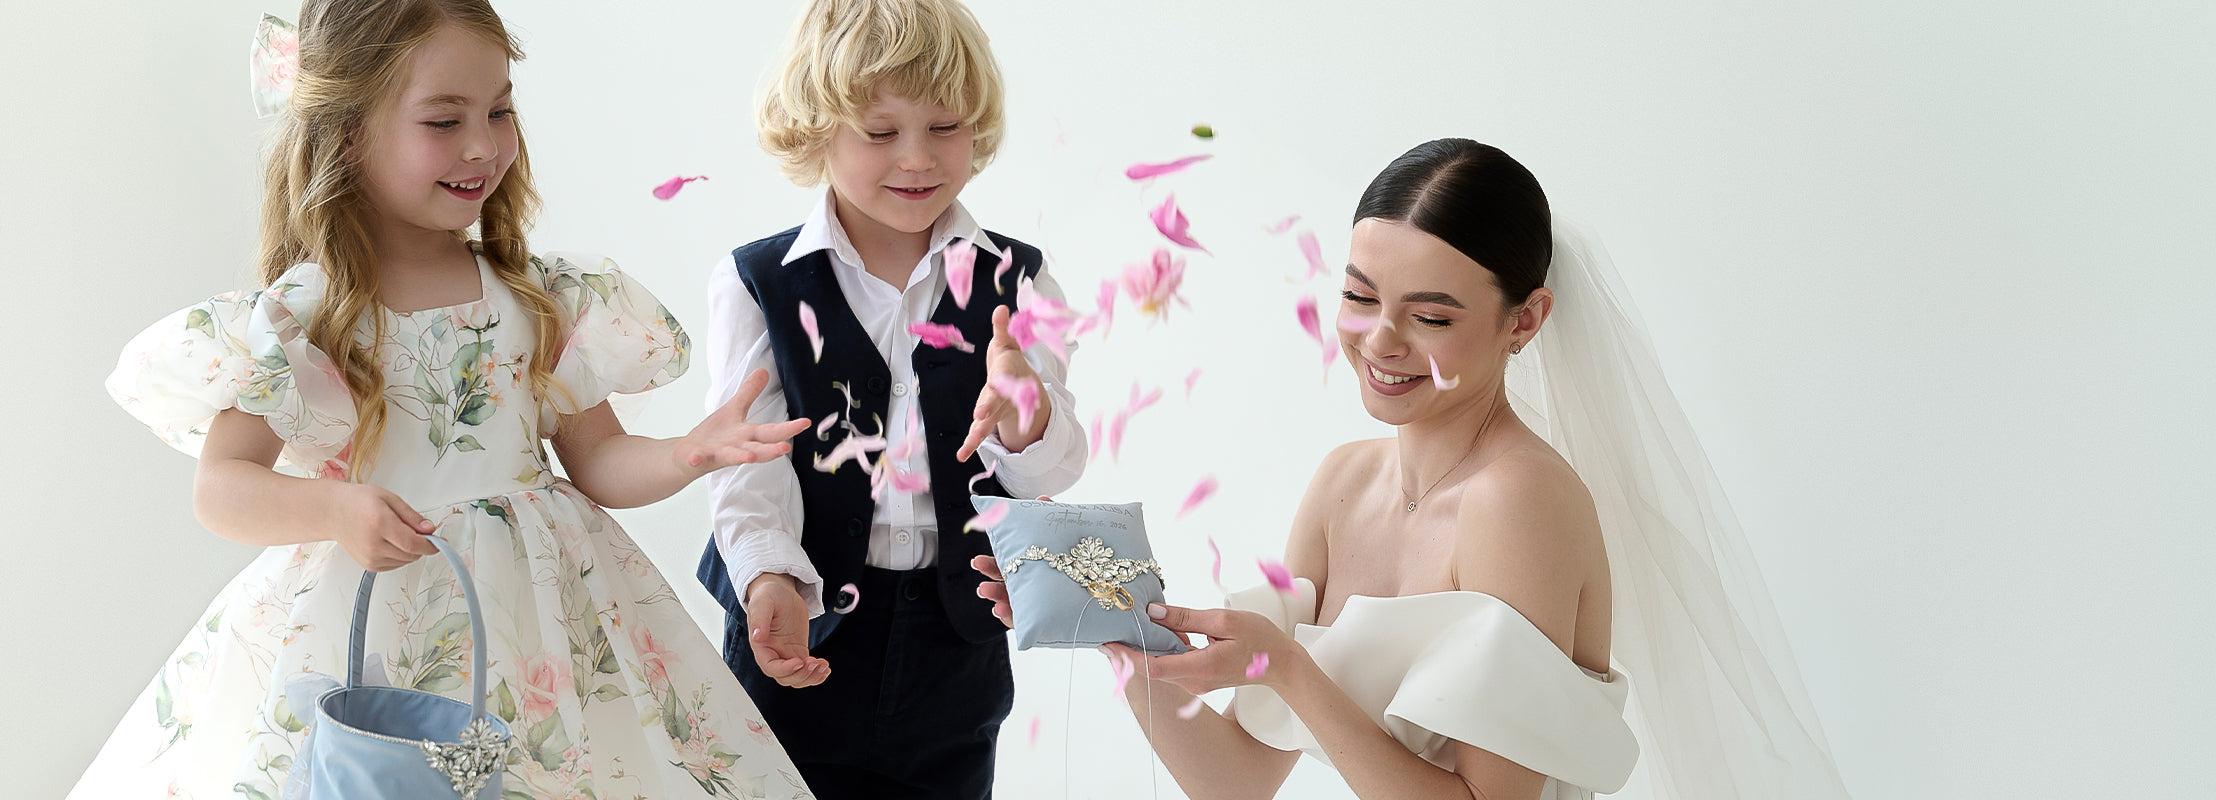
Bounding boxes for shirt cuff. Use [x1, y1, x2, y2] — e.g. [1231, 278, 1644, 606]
[979, 377, 1086, 497]
[721, 529, 827, 619]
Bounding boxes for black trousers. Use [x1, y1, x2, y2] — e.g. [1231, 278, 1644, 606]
[725, 566, 1015, 800]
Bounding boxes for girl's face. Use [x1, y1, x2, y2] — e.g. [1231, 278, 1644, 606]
[357, 26, 518, 245]
[823, 88, 975, 247]
[1337, 217, 1521, 426]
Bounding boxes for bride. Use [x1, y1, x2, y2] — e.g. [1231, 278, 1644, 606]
[977, 138, 1854, 800]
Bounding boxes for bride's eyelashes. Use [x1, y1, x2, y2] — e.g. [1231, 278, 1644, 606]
[1341, 291, 1450, 327]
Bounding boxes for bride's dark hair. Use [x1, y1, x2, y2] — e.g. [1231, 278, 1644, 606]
[1353, 138, 1552, 308]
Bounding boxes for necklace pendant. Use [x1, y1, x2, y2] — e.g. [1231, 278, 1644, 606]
[1406, 501, 1417, 512]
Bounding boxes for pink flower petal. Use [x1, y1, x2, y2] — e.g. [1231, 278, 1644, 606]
[1258, 558, 1294, 594]
[814, 412, 839, 439]
[1087, 410, 1104, 458]
[967, 461, 998, 494]
[1428, 354, 1460, 391]
[944, 239, 978, 309]
[1120, 248, 1189, 322]
[1149, 194, 1209, 253]
[1177, 475, 1218, 520]
[964, 500, 1010, 534]
[989, 374, 1042, 432]
[1264, 215, 1302, 235]
[1007, 278, 1076, 365]
[834, 583, 860, 614]
[1297, 230, 1325, 280]
[1124, 154, 1213, 182]
[1072, 278, 1118, 338]
[907, 321, 976, 353]
[1177, 695, 1206, 719]
[798, 301, 824, 362]
[811, 435, 887, 475]
[1109, 649, 1137, 703]
[1336, 314, 1379, 335]
[1027, 714, 1042, 748]
[1183, 367, 1202, 399]
[1295, 295, 1337, 368]
[1245, 653, 1269, 680]
[1207, 536, 1226, 593]
[652, 175, 708, 201]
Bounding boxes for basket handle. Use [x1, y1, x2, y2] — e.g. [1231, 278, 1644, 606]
[346, 534, 492, 722]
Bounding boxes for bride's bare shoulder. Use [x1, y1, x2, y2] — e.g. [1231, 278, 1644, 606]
[1451, 442, 1604, 610]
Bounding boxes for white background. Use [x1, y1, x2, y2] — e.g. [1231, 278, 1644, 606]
[5, 1, 2212, 798]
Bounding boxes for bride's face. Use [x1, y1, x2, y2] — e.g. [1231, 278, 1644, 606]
[1338, 218, 1518, 426]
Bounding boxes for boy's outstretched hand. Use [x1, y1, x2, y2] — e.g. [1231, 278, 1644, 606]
[957, 306, 1048, 462]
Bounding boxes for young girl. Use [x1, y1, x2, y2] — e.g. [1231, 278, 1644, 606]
[71, 2, 815, 798]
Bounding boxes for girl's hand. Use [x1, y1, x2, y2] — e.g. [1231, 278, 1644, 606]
[1103, 604, 1298, 695]
[677, 368, 812, 473]
[327, 482, 441, 572]
[957, 306, 1047, 461]
[971, 495, 1052, 629]
[971, 554, 1014, 628]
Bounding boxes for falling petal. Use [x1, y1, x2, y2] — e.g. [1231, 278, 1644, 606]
[1027, 714, 1042, 748]
[1295, 295, 1337, 368]
[1177, 475, 1218, 520]
[814, 412, 839, 439]
[907, 321, 975, 353]
[968, 461, 998, 494]
[944, 239, 977, 309]
[1245, 653, 1269, 680]
[964, 500, 1010, 534]
[798, 301, 824, 362]
[1105, 410, 1127, 463]
[1190, 123, 1215, 140]
[811, 434, 887, 474]
[1109, 649, 1137, 703]
[1258, 558, 1294, 593]
[1207, 537, 1226, 593]
[1120, 248, 1190, 322]
[1177, 695, 1207, 719]
[1428, 354, 1460, 391]
[1087, 410, 1104, 458]
[1183, 367, 1202, 399]
[1149, 194, 1208, 253]
[1073, 278, 1118, 338]
[1124, 154, 1213, 182]
[1264, 215, 1302, 234]
[989, 374, 1042, 432]
[652, 174, 708, 201]
[1296, 230, 1325, 280]
[1007, 278, 1077, 365]
[1336, 314, 1379, 335]
[833, 583, 860, 614]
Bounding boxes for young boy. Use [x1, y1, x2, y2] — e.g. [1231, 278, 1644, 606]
[696, 0, 1086, 796]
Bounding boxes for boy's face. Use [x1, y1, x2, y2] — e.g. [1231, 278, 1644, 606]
[824, 89, 975, 245]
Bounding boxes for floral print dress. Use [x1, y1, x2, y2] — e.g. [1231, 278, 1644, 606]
[72, 252, 813, 800]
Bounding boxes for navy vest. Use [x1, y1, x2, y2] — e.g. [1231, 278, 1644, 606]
[698, 226, 1043, 645]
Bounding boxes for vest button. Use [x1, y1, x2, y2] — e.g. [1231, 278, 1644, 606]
[846, 517, 865, 537]
[867, 377, 888, 395]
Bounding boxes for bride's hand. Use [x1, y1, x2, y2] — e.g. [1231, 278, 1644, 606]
[1104, 603, 1298, 695]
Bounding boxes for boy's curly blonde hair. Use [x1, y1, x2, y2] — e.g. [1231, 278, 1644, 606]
[758, 0, 1005, 186]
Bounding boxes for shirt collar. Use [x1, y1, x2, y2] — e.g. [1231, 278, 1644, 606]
[781, 187, 1005, 268]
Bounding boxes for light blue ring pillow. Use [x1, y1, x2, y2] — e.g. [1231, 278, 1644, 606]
[283, 535, 514, 798]
[972, 498, 1190, 655]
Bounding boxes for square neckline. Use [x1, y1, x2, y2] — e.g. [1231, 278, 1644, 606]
[383, 250, 492, 317]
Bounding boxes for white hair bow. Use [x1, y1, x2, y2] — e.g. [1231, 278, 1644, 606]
[250, 14, 299, 118]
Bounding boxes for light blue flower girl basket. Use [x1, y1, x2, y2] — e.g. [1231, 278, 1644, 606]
[286, 535, 514, 798]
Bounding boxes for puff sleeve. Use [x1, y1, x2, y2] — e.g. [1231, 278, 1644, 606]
[536, 252, 690, 422]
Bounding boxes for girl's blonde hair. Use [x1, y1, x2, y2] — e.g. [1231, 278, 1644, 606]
[258, 0, 565, 477]
[758, 0, 1006, 186]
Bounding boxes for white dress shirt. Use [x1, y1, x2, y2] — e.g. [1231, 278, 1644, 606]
[705, 191, 1087, 618]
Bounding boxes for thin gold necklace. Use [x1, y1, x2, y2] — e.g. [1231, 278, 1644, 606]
[1401, 391, 1501, 513]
